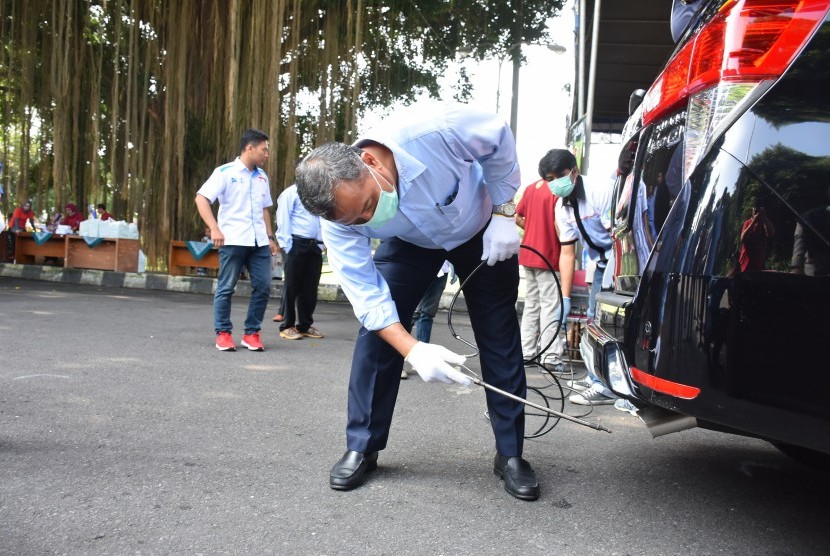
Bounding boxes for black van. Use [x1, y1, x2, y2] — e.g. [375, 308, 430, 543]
[584, 0, 830, 465]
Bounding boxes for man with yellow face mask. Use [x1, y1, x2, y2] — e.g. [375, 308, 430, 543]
[296, 102, 539, 501]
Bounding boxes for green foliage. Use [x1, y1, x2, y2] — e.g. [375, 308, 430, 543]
[296, 0, 565, 117]
[0, 0, 566, 265]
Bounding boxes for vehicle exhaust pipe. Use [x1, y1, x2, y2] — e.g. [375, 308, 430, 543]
[637, 406, 698, 438]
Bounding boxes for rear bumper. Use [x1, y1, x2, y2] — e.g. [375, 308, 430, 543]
[581, 291, 642, 399]
[582, 319, 640, 399]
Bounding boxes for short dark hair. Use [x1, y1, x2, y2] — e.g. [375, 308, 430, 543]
[97, 203, 107, 210]
[240, 129, 269, 153]
[538, 149, 577, 178]
[295, 142, 367, 220]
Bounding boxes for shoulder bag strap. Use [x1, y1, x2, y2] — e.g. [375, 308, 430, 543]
[570, 194, 609, 265]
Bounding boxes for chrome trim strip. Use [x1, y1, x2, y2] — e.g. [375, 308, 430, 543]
[585, 320, 616, 348]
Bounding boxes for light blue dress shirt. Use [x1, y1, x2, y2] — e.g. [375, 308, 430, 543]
[276, 184, 322, 253]
[322, 102, 521, 331]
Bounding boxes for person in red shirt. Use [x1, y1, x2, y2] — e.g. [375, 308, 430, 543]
[96, 203, 113, 221]
[739, 205, 774, 272]
[8, 200, 41, 231]
[59, 203, 83, 232]
[516, 151, 565, 370]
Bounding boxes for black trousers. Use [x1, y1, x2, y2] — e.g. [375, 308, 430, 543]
[279, 238, 323, 333]
[345, 226, 525, 457]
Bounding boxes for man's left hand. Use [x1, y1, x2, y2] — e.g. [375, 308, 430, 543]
[481, 216, 520, 266]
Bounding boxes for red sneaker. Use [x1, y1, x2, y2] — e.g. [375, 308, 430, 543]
[215, 332, 236, 351]
[241, 332, 265, 351]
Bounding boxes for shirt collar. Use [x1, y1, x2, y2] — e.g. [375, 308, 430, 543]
[353, 137, 425, 198]
[233, 156, 261, 177]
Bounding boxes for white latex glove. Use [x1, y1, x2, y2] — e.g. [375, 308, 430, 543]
[404, 342, 472, 386]
[481, 215, 520, 266]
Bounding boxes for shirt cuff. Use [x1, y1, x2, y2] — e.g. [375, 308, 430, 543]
[359, 299, 400, 331]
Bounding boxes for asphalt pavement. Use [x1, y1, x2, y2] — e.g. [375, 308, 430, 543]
[2, 277, 829, 555]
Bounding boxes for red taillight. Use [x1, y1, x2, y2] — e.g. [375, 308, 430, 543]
[642, 0, 830, 126]
[630, 366, 701, 400]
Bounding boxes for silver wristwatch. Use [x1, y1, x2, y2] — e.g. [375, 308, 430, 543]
[492, 201, 516, 217]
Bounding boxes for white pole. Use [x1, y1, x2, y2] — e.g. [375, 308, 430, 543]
[584, 0, 601, 175]
[578, 0, 586, 117]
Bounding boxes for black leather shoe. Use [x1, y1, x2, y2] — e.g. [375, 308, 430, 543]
[330, 450, 378, 490]
[494, 454, 540, 501]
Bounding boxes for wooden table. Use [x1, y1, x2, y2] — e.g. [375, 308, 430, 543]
[65, 235, 140, 272]
[169, 240, 219, 276]
[11, 232, 69, 264]
[8, 232, 139, 272]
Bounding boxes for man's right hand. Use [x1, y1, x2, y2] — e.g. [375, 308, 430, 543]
[404, 342, 471, 386]
[211, 228, 225, 247]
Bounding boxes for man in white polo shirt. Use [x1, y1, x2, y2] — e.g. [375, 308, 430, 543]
[195, 129, 279, 352]
[548, 149, 617, 406]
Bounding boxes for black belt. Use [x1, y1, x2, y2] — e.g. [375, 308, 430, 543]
[291, 235, 323, 246]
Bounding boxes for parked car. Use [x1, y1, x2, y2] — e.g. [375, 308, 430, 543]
[582, 0, 830, 466]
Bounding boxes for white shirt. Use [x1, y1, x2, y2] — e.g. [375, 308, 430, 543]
[555, 174, 614, 263]
[197, 157, 273, 247]
[276, 184, 322, 253]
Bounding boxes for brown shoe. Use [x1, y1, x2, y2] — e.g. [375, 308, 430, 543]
[279, 327, 303, 340]
[301, 326, 325, 339]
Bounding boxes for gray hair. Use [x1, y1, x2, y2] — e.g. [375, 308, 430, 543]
[296, 142, 367, 220]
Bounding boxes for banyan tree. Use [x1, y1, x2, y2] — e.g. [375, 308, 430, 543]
[0, 0, 564, 268]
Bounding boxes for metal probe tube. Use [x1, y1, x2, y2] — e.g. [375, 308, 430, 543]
[462, 366, 612, 433]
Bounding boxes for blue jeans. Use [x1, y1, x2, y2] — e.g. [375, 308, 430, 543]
[587, 264, 605, 321]
[585, 263, 614, 396]
[412, 272, 448, 343]
[214, 244, 272, 334]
